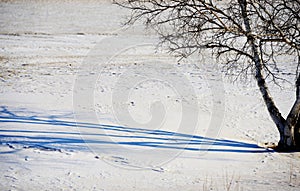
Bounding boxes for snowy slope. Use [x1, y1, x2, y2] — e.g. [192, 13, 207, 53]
[0, 1, 300, 190]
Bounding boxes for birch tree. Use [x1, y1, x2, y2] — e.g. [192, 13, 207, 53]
[115, 0, 300, 151]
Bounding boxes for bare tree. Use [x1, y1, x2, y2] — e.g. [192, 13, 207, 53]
[115, 0, 300, 151]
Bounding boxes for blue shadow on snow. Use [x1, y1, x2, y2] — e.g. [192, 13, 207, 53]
[0, 106, 271, 153]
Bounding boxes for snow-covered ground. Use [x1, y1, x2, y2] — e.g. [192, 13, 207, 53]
[0, 1, 300, 190]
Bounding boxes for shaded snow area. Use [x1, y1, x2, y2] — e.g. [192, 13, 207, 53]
[0, 1, 300, 190]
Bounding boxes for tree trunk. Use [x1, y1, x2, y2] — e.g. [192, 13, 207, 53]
[252, 49, 300, 151]
[279, 76, 300, 151]
[239, 0, 300, 151]
[251, 38, 300, 152]
[293, 76, 300, 148]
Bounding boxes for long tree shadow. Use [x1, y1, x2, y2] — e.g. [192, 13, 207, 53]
[0, 106, 271, 153]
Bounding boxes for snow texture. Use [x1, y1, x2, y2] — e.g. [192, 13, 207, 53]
[0, 1, 299, 190]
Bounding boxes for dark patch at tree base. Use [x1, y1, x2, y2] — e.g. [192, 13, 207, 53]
[273, 143, 300, 153]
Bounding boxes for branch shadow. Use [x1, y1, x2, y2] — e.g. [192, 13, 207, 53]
[0, 106, 271, 153]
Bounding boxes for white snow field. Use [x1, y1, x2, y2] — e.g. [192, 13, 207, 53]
[0, 0, 300, 190]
